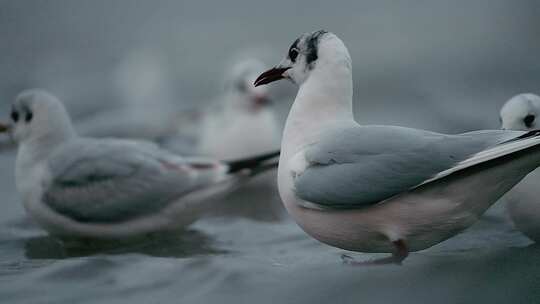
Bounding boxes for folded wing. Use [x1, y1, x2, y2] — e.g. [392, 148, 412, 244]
[293, 125, 531, 208]
[43, 138, 224, 223]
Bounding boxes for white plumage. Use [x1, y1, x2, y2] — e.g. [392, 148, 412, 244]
[164, 59, 280, 160]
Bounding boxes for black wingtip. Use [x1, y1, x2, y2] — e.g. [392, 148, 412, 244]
[502, 129, 540, 144]
[516, 129, 540, 140]
[226, 150, 280, 174]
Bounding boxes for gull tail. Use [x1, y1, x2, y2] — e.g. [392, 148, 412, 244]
[419, 130, 540, 187]
[225, 150, 280, 176]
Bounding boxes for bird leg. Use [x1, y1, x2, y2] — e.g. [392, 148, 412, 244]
[341, 239, 409, 266]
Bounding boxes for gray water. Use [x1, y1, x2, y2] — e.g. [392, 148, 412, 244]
[1, 1, 540, 303]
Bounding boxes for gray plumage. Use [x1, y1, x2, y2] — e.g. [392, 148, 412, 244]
[44, 138, 222, 223]
[294, 125, 525, 208]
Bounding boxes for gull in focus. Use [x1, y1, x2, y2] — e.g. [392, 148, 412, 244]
[255, 30, 540, 264]
[500, 93, 540, 242]
[1, 89, 279, 239]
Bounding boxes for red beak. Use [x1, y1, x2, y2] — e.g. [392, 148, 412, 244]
[254, 67, 291, 87]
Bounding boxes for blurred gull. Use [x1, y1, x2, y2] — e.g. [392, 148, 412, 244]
[189, 59, 284, 220]
[165, 59, 280, 160]
[500, 93, 540, 242]
[1, 89, 279, 239]
[500, 93, 540, 131]
[76, 49, 178, 141]
[255, 30, 540, 264]
[199, 59, 280, 159]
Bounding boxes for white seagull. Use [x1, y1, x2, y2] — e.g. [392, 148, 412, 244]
[254, 30, 540, 264]
[199, 59, 280, 160]
[76, 49, 178, 141]
[173, 59, 280, 160]
[499, 93, 540, 242]
[1, 89, 279, 239]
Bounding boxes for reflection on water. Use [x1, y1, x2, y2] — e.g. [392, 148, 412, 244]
[206, 172, 287, 222]
[1, 208, 540, 303]
[24, 229, 226, 260]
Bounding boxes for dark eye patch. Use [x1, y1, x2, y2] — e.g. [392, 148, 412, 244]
[289, 48, 299, 62]
[524, 114, 535, 128]
[306, 30, 327, 65]
[234, 79, 247, 92]
[11, 111, 19, 122]
[25, 112, 33, 122]
[288, 38, 300, 62]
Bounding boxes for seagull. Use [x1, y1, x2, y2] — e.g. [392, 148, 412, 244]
[254, 30, 540, 265]
[198, 59, 280, 160]
[75, 49, 179, 141]
[499, 93, 540, 242]
[165, 59, 281, 160]
[1, 89, 279, 239]
[158, 59, 284, 221]
[500, 93, 540, 131]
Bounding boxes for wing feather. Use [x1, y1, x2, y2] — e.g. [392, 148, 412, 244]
[43, 138, 222, 222]
[293, 125, 530, 208]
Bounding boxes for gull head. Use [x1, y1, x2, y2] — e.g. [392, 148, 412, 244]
[226, 59, 271, 109]
[5, 89, 75, 143]
[254, 30, 351, 87]
[500, 93, 540, 130]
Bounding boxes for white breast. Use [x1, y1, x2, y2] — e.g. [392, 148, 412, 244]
[199, 108, 279, 160]
[505, 169, 540, 242]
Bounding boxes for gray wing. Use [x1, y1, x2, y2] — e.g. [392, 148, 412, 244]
[294, 125, 525, 208]
[43, 138, 223, 223]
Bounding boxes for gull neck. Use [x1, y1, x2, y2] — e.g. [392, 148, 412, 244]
[282, 60, 354, 152]
[20, 122, 77, 163]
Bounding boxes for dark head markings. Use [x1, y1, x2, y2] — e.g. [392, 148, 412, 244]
[11, 103, 33, 123]
[524, 114, 535, 128]
[306, 30, 328, 66]
[25, 111, 33, 122]
[10, 109, 19, 122]
[288, 38, 300, 62]
[234, 71, 251, 92]
[235, 81, 247, 92]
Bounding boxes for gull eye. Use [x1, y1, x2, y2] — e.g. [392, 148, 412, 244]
[236, 80, 247, 92]
[289, 48, 299, 62]
[25, 112, 33, 122]
[10, 111, 19, 122]
[524, 114, 535, 128]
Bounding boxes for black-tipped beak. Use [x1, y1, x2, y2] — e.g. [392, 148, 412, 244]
[254, 67, 291, 87]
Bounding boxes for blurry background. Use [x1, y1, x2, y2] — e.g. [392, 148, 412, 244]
[1, 1, 540, 303]
[1, 0, 540, 131]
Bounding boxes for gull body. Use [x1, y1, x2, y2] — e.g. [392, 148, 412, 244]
[500, 93, 540, 242]
[255, 31, 540, 263]
[76, 49, 178, 141]
[7, 90, 278, 239]
[195, 60, 283, 220]
[76, 105, 178, 141]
